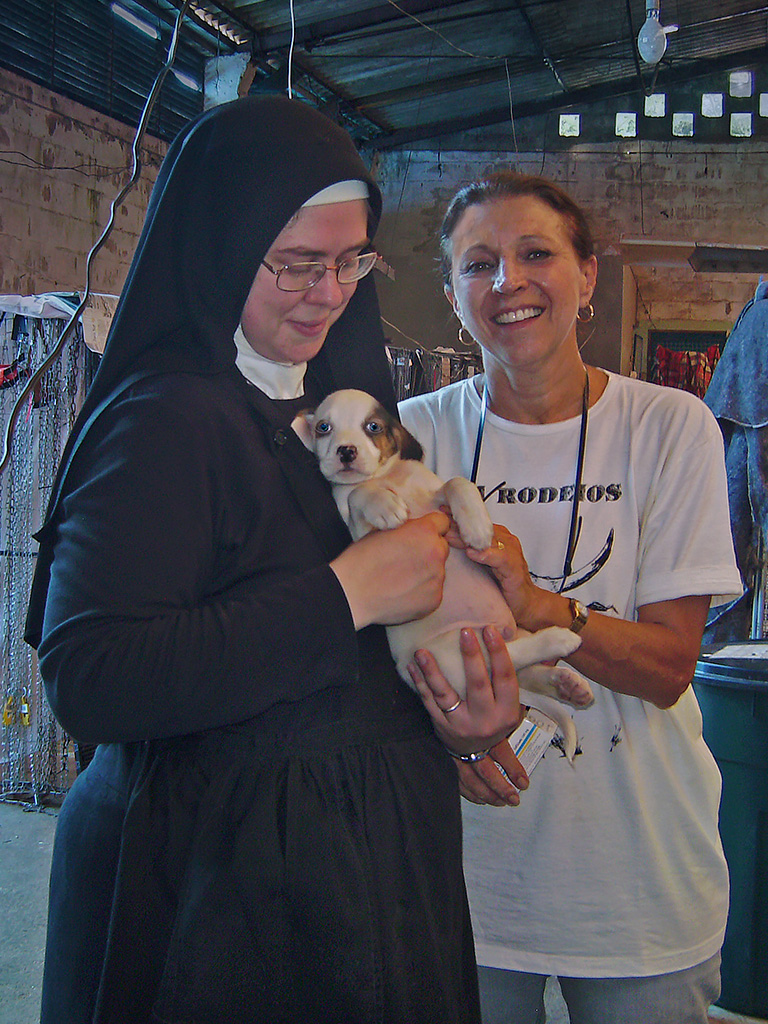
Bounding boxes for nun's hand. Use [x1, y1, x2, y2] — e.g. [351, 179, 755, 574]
[331, 512, 449, 629]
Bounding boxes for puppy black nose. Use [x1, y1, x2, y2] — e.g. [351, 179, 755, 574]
[337, 445, 357, 464]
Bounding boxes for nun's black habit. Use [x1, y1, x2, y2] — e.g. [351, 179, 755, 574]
[26, 96, 478, 1024]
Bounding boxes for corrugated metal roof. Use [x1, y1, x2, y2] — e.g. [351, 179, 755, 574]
[1, 0, 766, 147]
[0, 0, 206, 140]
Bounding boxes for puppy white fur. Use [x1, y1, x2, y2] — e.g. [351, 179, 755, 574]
[293, 388, 594, 760]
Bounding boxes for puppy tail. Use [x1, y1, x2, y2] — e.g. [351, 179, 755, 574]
[518, 690, 578, 763]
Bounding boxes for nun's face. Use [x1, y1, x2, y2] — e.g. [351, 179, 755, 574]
[240, 199, 370, 365]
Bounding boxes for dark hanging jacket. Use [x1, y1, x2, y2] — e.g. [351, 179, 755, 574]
[27, 96, 479, 1024]
[703, 280, 766, 642]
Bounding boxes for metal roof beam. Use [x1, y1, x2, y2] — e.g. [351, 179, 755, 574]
[512, 0, 567, 91]
[139, 0, 251, 49]
[223, 0, 469, 57]
[370, 45, 768, 148]
[359, 60, 529, 110]
[284, 52, 390, 136]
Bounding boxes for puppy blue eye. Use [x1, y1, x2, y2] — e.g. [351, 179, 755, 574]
[315, 422, 332, 435]
[365, 421, 384, 434]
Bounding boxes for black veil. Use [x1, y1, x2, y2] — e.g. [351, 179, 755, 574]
[26, 95, 395, 645]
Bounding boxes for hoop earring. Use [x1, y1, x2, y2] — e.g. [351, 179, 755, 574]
[577, 303, 595, 323]
[458, 325, 475, 347]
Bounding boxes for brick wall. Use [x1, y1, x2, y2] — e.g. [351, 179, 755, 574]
[374, 146, 763, 359]
[1, 65, 763, 360]
[0, 67, 166, 298]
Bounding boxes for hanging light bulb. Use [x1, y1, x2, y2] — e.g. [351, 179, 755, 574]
[637, 0, 667, 65]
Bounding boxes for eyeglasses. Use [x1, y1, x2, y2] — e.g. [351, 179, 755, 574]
[261, 251, 380, 292]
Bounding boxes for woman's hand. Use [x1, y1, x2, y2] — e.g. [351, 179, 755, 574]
[465, 525, 541, 627]
[470, 526, 712, 708]
[456, 739, 528, 807]
[330, 511, 450, 630]
[408, 625, 528, 804]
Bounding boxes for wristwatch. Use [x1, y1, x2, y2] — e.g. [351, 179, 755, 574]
[568, 598, 589, 634]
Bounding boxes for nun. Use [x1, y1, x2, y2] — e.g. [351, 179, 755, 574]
[26, 96, 521, 1024]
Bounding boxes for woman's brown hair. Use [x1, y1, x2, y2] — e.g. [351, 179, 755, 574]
[439, 171, 595, 285]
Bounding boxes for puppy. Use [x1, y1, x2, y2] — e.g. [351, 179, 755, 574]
[293, 388, 594, 759]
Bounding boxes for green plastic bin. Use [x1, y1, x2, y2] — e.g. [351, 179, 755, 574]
[693, 650, 768, 1018]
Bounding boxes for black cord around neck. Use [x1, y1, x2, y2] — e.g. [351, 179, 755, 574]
[470, 377, 488, 485]
[470, 370, 590, 592]
[560, 370, 590, 591]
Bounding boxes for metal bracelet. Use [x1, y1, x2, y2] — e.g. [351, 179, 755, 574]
[447, 747, 490, 763]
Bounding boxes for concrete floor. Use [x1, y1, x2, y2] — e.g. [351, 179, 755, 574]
[0, 799, 763, 1024]
[0, 799, 566, 1024]
[0, 801, 57, 1024]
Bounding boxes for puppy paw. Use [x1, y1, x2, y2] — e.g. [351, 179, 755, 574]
[362, 491, 409, 531]
[549, 665, 594, 708]
[442, 478, 493, 550]
[538, 626, 583, 660]
[458, 517, 494, 552]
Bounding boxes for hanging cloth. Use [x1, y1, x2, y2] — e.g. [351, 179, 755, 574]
[704, 280, 768, 641]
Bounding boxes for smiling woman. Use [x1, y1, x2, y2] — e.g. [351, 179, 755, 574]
[399, 170, 743, 1024]
[444, 195, 597, 399]
[439, 176, 597, 421]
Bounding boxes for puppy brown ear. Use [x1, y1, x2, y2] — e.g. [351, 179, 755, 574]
[291, 409, 316, 450]
[393, 422, 424, 463]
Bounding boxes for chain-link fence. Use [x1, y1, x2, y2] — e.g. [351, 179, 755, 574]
[0, 310, 98, 805]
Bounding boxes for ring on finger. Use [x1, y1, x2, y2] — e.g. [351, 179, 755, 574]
[443, 698, 462, 714]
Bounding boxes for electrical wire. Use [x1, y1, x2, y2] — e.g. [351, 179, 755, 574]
[384, 0, 497, 59]
[0, 0, 193, 477]
[538, 110, 550, 174]
[0, 151, 128, 176]
[380, 315, 427, 351]
[286, 0, 296, 98]
[638, 137, 646, 234]
[504, 59, 520, 156]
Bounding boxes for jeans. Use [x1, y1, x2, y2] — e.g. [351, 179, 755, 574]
[478, 952, 721, 1024]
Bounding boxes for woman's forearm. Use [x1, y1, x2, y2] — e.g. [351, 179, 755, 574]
[522, 588, 711, 708]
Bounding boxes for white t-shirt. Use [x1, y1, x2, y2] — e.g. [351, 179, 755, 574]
[400, 371, 743, 978]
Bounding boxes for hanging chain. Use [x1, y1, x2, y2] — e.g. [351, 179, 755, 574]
[2, 320, 35, 797]
[1, 315, 86, 804]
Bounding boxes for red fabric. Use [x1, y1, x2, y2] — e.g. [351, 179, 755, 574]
[0, 360, 26, 388]
[653, 344, 721, 397]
